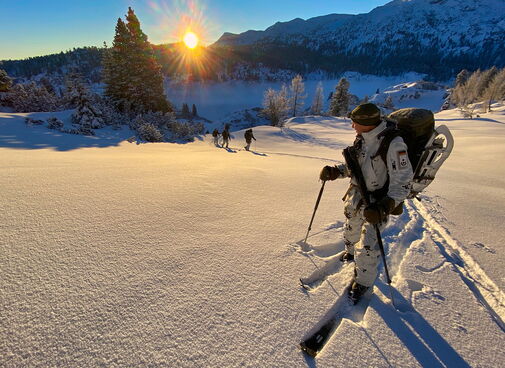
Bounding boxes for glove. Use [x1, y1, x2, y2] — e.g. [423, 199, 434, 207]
[363, 196, 396, 224]
[319, 165, 342, 181]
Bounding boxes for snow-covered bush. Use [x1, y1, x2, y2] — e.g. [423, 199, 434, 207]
[137, 122, 164, 142]
[47, 117, 64, 130]
[167, 121, 204, 140]
[99, 102, 129, 127]
[8, 82, 60, 112]
[25, 117, 45, 125]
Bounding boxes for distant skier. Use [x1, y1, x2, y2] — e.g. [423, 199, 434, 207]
[212, 128, 220, 147]
[222, 126, 231, 148]
[318, 103, 413, 304]
[244, 128, 256, 151]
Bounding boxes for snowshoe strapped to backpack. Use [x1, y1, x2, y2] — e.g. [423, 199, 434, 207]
[377, 108, 454, 199]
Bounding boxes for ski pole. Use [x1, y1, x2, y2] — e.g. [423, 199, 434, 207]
[374, 224, 395, 307]
[303, 180, 326, 244]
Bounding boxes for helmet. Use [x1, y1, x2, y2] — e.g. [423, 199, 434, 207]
[350, 103, 381, 126]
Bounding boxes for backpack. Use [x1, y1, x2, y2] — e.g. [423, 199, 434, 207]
[376, 108, 454, 199]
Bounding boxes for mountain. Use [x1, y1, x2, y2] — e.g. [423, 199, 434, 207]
[213, 0, 505, 79]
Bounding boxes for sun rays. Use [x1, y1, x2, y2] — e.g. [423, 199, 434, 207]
[146, 0, 219, 80]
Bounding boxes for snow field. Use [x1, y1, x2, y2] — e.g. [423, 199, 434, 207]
[1, 108, 505, 367]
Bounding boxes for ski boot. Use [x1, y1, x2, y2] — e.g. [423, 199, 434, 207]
[348, 281, 369, 305]
[339, 251, 354, 262]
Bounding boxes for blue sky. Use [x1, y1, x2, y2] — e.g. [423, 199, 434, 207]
[0, 0, 390, 60]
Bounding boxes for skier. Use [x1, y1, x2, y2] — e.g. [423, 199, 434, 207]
[244, 128, 256, 151]
[319, 103, 413, 303]
[222, 126, 231, 148]
[212, 128, 220, 147]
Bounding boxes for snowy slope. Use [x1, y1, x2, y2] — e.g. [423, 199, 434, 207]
[1, 107, 504, 367]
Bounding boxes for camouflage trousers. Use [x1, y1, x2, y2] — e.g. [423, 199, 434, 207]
[343, 188, 387, 287]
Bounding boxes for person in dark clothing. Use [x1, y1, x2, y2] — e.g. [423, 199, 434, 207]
[212, 128, 220, 146]
[222, 127, 231, 148]
[244, 128, 256, 151]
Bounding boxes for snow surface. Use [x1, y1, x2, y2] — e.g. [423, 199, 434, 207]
[1, 105, 505, 367]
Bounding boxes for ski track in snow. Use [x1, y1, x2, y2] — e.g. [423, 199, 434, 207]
[294, 194, 505, 357]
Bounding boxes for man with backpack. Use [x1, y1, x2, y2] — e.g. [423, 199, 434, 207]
[222, 125, 231, 148]
[319, 103, 414, 304]
[212, 128, 220, 147]
[244, 128, 256, 151]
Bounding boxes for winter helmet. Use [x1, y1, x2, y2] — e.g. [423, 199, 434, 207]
[350, 103, 381, 126]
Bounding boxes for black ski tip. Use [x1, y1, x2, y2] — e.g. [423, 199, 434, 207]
[300, 341, 318, 358]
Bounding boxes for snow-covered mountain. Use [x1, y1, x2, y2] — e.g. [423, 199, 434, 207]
[214, 0, 505, 78]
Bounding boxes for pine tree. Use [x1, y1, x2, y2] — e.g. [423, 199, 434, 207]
[181, 103, 190, 118]
[290, 74, 306, 117]
[329, 78, 350, 116]
[311, 82, 324, 115]
[71, 79, 104, 132]
[102, 7, 171, 114]
[0, 69, 12, 92]
[192, 104, 198, 117]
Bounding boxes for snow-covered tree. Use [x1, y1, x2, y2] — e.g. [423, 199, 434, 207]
[71, 81, 104, 133]
[329, 78, 350, 116]
[476, 67, 498, 99]
[455, 69, 469, 87]
[0, 69, 12, 92]
[311, 82, 324, 115]
[102, 7, 171, 113]
[383, 95, 395, 110]
[289, 74, 306, 117]
[482, 68, 505, 112]
[451, 71, 481, 118]
[262, 85, 289, 127]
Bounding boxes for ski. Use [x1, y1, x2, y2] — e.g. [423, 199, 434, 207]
[300, 282, 375, 357]
[300, 284, 352, 357]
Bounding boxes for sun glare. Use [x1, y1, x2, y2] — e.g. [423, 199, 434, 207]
[183, 32, 199, 49]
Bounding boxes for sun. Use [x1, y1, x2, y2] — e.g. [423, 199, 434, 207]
[183, 31, 199, 49]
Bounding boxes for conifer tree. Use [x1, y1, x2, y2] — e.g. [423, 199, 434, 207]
[0, 69, 12, 92]
[192, 104, 198, 117]
[103, 7, 171, 113]
[71, 79, 104, 132]
[181, 103, 190, 118]
[329, 78, 350, 116]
